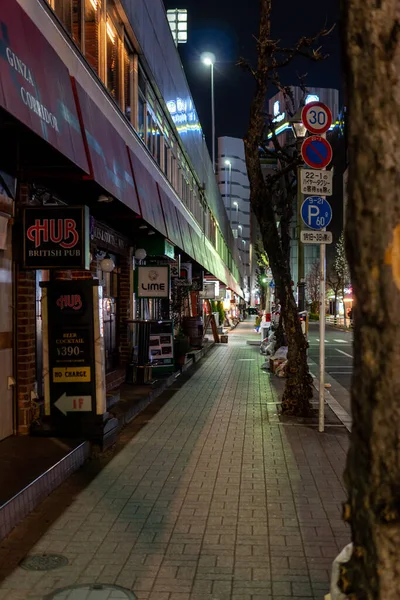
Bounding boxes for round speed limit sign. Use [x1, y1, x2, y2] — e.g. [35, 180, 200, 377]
[301, 101, 332, 135]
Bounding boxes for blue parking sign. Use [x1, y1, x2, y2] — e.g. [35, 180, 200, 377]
[301, 196, 332, 231]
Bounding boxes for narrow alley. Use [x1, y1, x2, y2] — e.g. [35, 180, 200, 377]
[0, 321, 349, 600]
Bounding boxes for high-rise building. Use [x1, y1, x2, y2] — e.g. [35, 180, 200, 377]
[217, 137, 251, 301]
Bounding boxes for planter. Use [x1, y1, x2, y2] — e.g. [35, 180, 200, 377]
[182, 316, 204, 348]
[174, 335, 191, 365]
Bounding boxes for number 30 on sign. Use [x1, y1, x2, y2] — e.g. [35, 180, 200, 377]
[301, 101, 332, 135]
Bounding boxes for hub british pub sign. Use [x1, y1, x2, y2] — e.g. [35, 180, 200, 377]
[23, 206, 90, 269]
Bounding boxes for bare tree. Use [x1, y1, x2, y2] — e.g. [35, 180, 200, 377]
[334, 232, 350, 327]
[306, 261, 320, 314]
[242, 0, 331, 415]
[326, 266, 342, 322]
[340, 0, 400, 597]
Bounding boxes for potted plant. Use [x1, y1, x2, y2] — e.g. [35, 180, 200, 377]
[174, 327, 191, 366]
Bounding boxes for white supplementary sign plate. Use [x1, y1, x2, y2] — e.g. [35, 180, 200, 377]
[300, 169, 333, 196]
[301, 231, 333, 244]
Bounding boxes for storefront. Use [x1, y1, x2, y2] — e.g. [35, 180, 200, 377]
[90, 219, 132, 392]
[0, 191, 14, 441]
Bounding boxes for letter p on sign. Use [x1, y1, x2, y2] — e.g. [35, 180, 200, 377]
[308, 205, 319, 225]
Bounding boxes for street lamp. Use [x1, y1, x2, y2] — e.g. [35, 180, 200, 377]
[289, 107, 308, 312]
[289, 107, 308, 139]
[201, 52, 216, 172]
[233, 201, 239, 223]
[224, 159, 232, 227]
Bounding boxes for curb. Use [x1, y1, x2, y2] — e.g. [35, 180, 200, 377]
[312, 378, 352, 432]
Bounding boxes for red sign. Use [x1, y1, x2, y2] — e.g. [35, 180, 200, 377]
[301, 136, 333, 169]
[73, 81, 141, 215]
[56, 295, 83, 311]
[0, 0, 89, 173]
[27, 219, 79, 249]
[301, 102, 332, 135]
[23, 206, 90, 270]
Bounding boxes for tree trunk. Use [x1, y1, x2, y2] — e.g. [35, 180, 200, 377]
[340, 0, 400, 597]
[243, 0, 312, 417]
[342, 286, 347, 328]
[275, 311, 285, 349]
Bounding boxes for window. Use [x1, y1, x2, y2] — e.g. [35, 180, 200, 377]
[123, 38, 133, 122]
[138, 95, 145, 140]
[84, 0, 100, 72]
[46, 0, 83, 48]
[106, 16, 121, 101]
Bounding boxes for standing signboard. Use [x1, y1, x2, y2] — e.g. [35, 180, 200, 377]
[149, 320, 175, 373]
[41, 280, 106, 435]
[23, 206, 90, 270]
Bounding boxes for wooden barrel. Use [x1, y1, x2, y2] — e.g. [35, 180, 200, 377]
[182, 316, 204, 348]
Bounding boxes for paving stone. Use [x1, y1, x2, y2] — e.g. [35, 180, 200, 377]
[0, 323, 350, 600]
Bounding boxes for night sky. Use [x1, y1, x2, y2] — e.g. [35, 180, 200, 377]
[164, 0, 342, 144]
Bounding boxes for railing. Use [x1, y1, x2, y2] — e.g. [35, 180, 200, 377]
[326, 315, 353, 328]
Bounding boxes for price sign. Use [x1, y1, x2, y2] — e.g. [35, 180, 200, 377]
[300, 169, 333, 196]
[301, 101, 332, 135]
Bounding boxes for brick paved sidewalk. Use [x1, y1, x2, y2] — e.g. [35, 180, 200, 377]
[0, 321, 350, 600]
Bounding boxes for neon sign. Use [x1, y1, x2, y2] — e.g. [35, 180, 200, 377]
[167, 97, 201, 132]
[272, 100, 285, 123]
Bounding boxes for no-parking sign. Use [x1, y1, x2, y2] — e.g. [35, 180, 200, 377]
[301, 136, 333, 169]
[302, 101, 332, 135]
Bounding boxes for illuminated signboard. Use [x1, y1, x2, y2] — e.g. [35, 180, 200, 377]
[167, 97, 201, 132]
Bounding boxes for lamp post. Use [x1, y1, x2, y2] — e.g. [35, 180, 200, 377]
[201, 52, 216, 172]
[233, 201, 239, 234]
[289, 108, 308, 312]
[224, 159, 232, 226]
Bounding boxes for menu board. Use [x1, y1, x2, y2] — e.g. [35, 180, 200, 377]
[149, 321, 174, 368]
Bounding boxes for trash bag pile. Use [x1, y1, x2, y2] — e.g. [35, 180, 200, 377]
[325, 543, 353, 600]
[260, 329, 276, 356]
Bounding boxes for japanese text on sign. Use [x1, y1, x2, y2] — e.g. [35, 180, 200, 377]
[300, 231, 333, 244]
[300, 169, 333, 196]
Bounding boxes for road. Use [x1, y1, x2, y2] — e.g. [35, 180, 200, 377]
[307, 321, 353, 394]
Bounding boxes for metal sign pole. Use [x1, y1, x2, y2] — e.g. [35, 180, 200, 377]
[319, 236, 326, 432]
[300, 102, 333, 434]
[319, 130, 328, 433]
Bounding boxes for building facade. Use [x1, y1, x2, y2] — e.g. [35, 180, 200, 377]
[0, 0, 243, 442]
[217, 137, 251, 302]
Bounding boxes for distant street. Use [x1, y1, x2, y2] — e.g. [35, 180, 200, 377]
[307, 321, 353, 394]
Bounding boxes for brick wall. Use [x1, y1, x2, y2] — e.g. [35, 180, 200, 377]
[119, 248, 133, 366]
[16, 268, 36, 434]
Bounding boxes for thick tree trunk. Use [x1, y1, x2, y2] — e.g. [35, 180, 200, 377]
[243, 0, 312, 417]
[340, 0, 400, 597]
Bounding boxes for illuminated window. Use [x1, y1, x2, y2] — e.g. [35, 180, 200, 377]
[138, 95, 145, 140]
[123, 38, 133, 122]
[106, 16, 121, 101]
[46, 0, 83, 49]
[84, 0, 100, 72]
